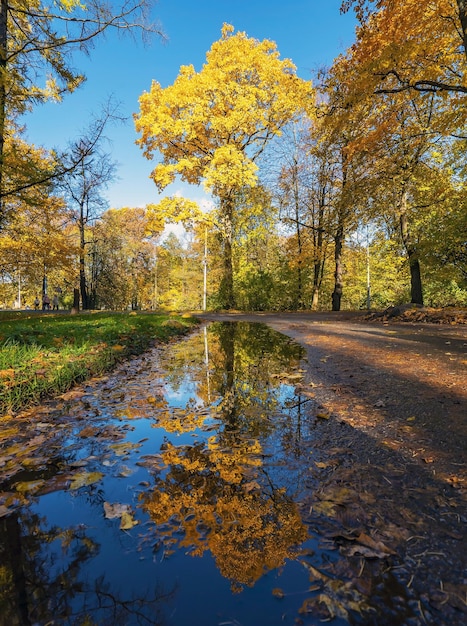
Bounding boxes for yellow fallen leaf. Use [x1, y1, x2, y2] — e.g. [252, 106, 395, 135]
[0, 369, 15, 379]
[15, 480, 45, 494]
[120, 511, 139, 530]
[316, 412, 330, 420]
[69, 471, 103, 490]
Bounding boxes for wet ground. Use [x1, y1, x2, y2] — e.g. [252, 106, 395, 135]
[0, 316, 466, 625]
[200, 312, 467, 625]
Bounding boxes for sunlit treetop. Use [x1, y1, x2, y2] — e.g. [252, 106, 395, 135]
[340, 0, 467, 95]
[135, 24, 314, 197]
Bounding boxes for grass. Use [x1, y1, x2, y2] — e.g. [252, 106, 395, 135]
[0, 311, 199, 415]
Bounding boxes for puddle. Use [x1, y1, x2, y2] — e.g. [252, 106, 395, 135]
[1, 322, 391, 624]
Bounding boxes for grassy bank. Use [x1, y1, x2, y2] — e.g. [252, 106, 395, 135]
[0, 311, 199, 415]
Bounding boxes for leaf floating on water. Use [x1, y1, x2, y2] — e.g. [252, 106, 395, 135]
[312, 500, 337, 516]
[59, 389, 87, 401]
[316, 413, 330, 420]
[244, 480, 261, 493]
[104, 502, 130, 519]
[14, 480, 45, 494]
[120, 510, 139, 530]
[69, 460, 89, 468]
[272, 587, 285, 599]
[69, 471, 103, 490]
[118, 465, 134, 477]
[103, 502, 139, 530]
[77, 426, 100, 438]
[110, 442, 141, 457]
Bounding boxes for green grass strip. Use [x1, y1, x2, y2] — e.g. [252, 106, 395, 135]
[0, 311, 199, 415]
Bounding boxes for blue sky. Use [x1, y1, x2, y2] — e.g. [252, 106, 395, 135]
[24, 0, 357, 210]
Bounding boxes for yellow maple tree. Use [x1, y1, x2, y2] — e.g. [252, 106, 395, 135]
[135, 24, 313, 308]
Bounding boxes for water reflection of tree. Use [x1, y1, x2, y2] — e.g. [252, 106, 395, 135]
[0, 507, 173, 625]
[142, 439, 308, 591]
[157, 322, 305, 436]
[211, 322, 305, 431]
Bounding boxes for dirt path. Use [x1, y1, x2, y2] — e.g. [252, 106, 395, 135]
[199, 311, 467, 625]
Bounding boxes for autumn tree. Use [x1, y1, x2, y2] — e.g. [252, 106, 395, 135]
[0, 0, 162, 220]
[0, 139, 76, 305]
[341, 1, 467, 93]
[328, 5, 466, 306]
[59, 123, 117, 310]
[264, 120, 313, 309]
[135, 23, 313, 309]
[312, 66, 371, 311]
[91, 206, 155, 309]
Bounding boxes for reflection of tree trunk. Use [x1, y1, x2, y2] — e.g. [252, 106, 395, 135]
[217, 322, 236, 428]
[204, 326, 211, 403]
[399, 188, 424, 305]
[0, 515, 32, 625]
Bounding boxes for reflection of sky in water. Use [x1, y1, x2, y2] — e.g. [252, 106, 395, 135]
[3, 323, 348, 626]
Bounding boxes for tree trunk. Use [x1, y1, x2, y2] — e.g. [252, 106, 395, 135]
[399, 203, 424, 305]
[71, 287, 80, 314]
[331, 224, 344, 311]
[78, 202, 89, 309]
[292, 158, 304, 309]
[311, 258, 325, 309]
[219, 195, 236, 309]
[311, 194, 326, 310]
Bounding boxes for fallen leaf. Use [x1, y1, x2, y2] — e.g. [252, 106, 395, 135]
[14, 480, 45, 494]
[104, 502, 130, 519]
[120, 510, 138, 530]
[69, 471, 103, 490]
[0, 504, 10, 517]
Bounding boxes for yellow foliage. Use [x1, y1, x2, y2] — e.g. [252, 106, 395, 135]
[142, 439, 308, 588]
[341, 0, 466, 106]
[135, 25, 314, 198]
